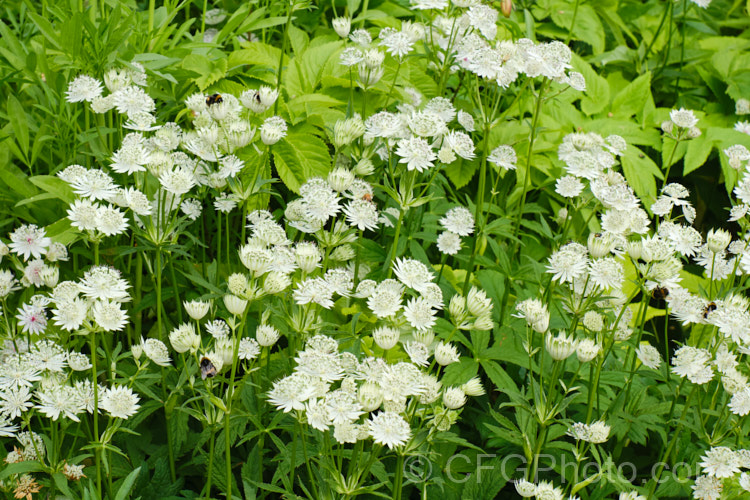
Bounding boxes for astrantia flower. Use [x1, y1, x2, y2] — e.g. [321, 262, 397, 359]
[692, 475, 722, 500]
[546, 331, 577, 360]
[80, 266, 130, 302]
[368, 279, 404, 317]
[402, 297, 436, 331]
[566, 420, 610, 443]
[403, 341, 430, 366]
[514, 298, 550, 333]
[730, 387, 750, 416]
[440, 207, 474, 236]
[670, 108, 699, 129]
[395, 137, 436, 172]
[9, 224, 51, 261]
[112, 85, 155, 116]
[97, 205, 129, 236]
[343, 199, 379, 231]
[16, 303, 47, 335]
[52, 297, 87, 331]
[141, 338, 171, 367]
[92, 300, 128, 331]
[699, 447, 741, 478]
[294, 277, 335, 309]
[671, 346, 713, 384]
[160, 167, 196, 196]
[437, 231, 461, 255]
[547, 244, 588, 284]
[36, 384, 82, 421]
[0, 386, 33, 419]
[100, 385, 140, 419]
[393, 258, 434, 293]
[379, 29, 414, 58]
[636, 344, 662, 369]
[555, 176, 585, 198]
[268, 373, 321, 412]
[488, 145, 517, 170]
[444, 131, 475, 160]
[588, 257, 624, 290]
[368, 411, 411, 449]
[67, 199, 100, 231]
[66, 75, 103, 103]
[260, 116, 287, 145]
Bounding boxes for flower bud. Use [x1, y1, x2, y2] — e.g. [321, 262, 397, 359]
[707, 228, 731, 254]
[223, 294, 247, 316]
[443, 387, 467, 409]
[372, 326, 400, 350]
[184, 300, 210, 321]
[332, 17, 351, 38]
[434, 342, 459, 366]
[256, 323, 281, 346]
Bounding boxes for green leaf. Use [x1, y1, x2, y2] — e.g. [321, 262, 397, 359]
[572, 55, 609, 116]
[0, 461, 43, 479]
[481, 360, 519, 395]
[549, 2, 605, 53]
[683, 133, 714, 175]
[444, 158, 478, 190]
[114, 466, 141, 500]
[271, 133, 332, 193]
[7, 94, 29, 161]
[182, 54, 228, 91]
[621, 145, 662, 210]
[29, 175, 75, 204]
[610, 72, 651, 119]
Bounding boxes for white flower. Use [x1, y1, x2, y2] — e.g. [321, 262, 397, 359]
[343, 199, 379, 231]
[9, 224, 51, 261]
[699, 447, 741, 478]
[671, 346, 713, 384]
[444, 131, 475, 160]
[66, 75, 103, 103]
[332, 17, 351, 38]
[260, 116, 287, 145]
[437, 231, 462, 255]
[488, 145, 517, 170]
[393, 258, 434, 293]
[92, 300, 128, 331]
[368, 411, 411, 449]
[99, 385, 141, 419]
[670, 108, 699, 129]
[555, 176, 584, 198]
[636, 344, 662, 369]
[440, 207, 474, 236]
[566, 420, 610, 443]
[395, 137, 436, 172]
[402, 297, 437, 331]
[730, 387, 750, 416]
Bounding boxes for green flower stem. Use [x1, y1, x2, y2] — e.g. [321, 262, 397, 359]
[168, 253, 183, 323]
[512, 78, 548, 256]
[641, 0, 672, 70]
[647, 384, 698, 497]
[384, 209, 405, 278]
[91, 330, 102, 498]
[565, 0, 580, 44]
[384, 58, 403, 109]
[274, 4, 295, 115]
[461, 121, 491, 296]
[393, 453, 405, 500]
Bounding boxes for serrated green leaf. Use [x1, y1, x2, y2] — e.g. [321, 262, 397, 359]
[271, 133, 331, 193]
[182, 54, 228, 91]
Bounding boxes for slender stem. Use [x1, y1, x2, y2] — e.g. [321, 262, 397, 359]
[564, 0, 580, 44]
[91, 330, 102, 498]
[673, 0, 688, 100]
[274, 4, 295, 114]
[642, 0, 672, 70]
[393, 454, 405, 500]
[384, 209, 405, 278]
[512, 79, 548, 255]
[206, 423, 215, 498]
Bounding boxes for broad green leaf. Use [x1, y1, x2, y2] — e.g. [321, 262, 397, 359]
[444, 158, 478, 190]
[611, 72, 651, 119]
[271, 133, 332, 193]
[113, 466, 141, 500]
[29, 175, 75, 204]
[182, 54, 228, 91]
[7, 94, 29, 161]
[621, 145, 662, 210]
[683, 133, 714, 175]
[571, 55, 609, 116]
[549, 2, 605, 53]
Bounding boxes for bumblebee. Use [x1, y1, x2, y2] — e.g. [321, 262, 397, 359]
[362, 193, 373, 202]
[651, 286, 669, 300]
[702, 302, 717, 319]
[199, 357, 217, 380]
[206, 93, 223, 107]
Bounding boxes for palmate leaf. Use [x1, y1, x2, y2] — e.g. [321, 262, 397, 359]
[271, 133, 332, 193]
